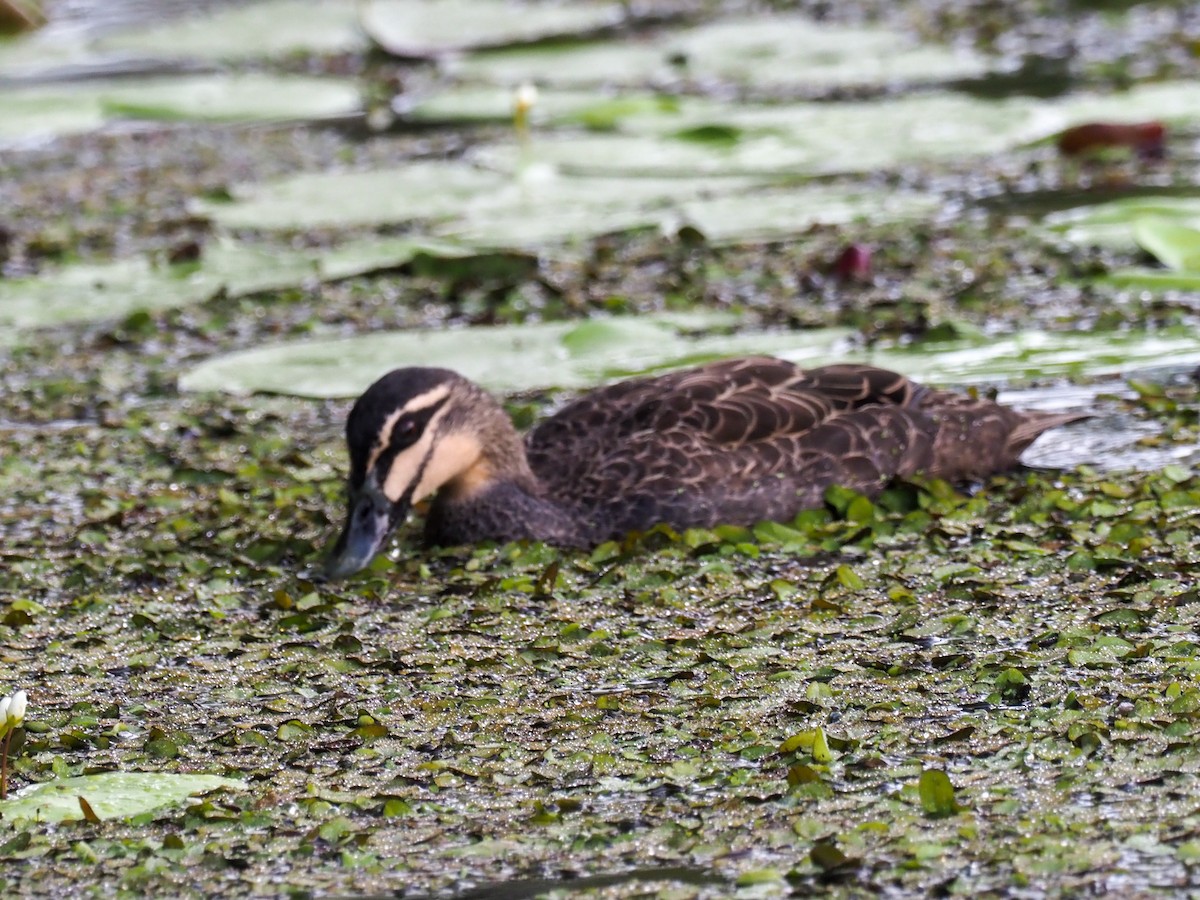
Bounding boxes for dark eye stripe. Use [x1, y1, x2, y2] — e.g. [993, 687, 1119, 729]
[374, 396, 450, 476]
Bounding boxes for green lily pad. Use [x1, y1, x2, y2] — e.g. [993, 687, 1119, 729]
[1044, 196, 1200, 250]
[0, 73, 361, 143]
[361, 0, 628, 57]
[0, 22, 96, 81]
[96, 73, 362, 123]
[1102, 268, 1200, 291]
[94, 0, 365, 61]
[402, 85, 639, 127]
[455, 15, 989, 90]
[474, 93, 1052, 178]
[193, 157, 753, 243]
[193, 160, 511, 232]
[0, 772, 246, 824]
[194, 156, 938, 248]
[1132, 218, 1200, 271]
[0, 236, 475, 331]
[179, 317, 1200, 399]
[178, 313, 811, 396]
[673, 186, 940, 245]
[1049, 81, 1200, 130]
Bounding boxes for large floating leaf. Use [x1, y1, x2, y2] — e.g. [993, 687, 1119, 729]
[362, 0, 628, 57]
[1047, 81, 1200, 130]
[1132, 218, 1200, 271]
[473, 94, 1055, 178]
[454, 15, 989, 90]
[180, 314, 847, 396]
[1102, 269, 1200, 291]
[0, 772, 245, 824]
[193, 161, 512, 231]
[97, 73, 361, 122]
[401, 84, 633, 127]
[194, 157, 938, 248]
[1044, 196, 1200, 250]
[0, 237, 475, 331]
[199, 159, 766, 245]
[413, 80, 1200, 174]
[180, 317, 1200, 398]
[1047, 198, 1200, 292]
[672, 187, 940, 245]
[0, 73, 361, 143]
[94, 0, 365, 62]
[0, 20, 96, 81]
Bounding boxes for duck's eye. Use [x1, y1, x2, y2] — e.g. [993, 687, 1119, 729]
[390, 417, 420, 449]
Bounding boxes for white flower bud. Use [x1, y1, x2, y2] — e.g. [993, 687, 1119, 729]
[514, 82, 538, 115]
[7, 691, 26, 727]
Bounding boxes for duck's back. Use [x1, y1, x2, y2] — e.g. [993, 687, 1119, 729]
[524, 357, 1078, 542]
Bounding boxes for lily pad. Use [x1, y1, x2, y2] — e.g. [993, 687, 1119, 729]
[1132, 218, 1200, 271]
[400, 84, 638, 127]
[193, 158, 750, 243]
[180, 317, 1200, 398]
[180, 314, 853, 396]
[0, 20, 97, 81]
[0, 772, 246, 824]
[1102, 269, 1200, 291]
[474, 93, 1056, 178]
[454, 15, 990, 91]
[0, 73, 361, 144]
[0, 236, 476, 331]
[361, 0, 627, 57]
[1044, 196, 1200, 250]
[94, 0, 365, 62]
[194, 156, 939, 249]
[1050, 81, 1200, 131]
[673, 186, 941, 245]
[194, 160, 511, 232]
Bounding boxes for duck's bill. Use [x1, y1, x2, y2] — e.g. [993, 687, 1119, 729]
[324, 489, 407, 580]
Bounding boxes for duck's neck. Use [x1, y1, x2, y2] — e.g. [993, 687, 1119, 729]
[423, 414, 584, 546]
[424, 476, 583, 547]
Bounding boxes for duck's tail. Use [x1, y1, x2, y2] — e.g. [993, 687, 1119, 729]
[1007, 410, 1093, 456]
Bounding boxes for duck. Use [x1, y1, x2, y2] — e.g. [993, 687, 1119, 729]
[323, 356, 1086, 578]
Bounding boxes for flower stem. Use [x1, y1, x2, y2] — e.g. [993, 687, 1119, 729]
[0, 729, 12, 800]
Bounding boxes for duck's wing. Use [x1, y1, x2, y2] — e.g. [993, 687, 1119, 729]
[525, 359, 942, 530]
[529, 358, 922, 455]
[526, 358, 1089, 539]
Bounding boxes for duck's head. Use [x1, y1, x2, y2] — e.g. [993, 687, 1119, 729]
[323, 367, 523, 579]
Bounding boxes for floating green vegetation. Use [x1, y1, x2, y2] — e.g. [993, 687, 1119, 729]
[0, 237, 494, 333]
[0, 74, 361, 143]
[362, 0, 634, 57]
[93, 0, 365, 62]
[452, 15, 991, 91]
[1046, 195, 1200, 250]
[180, 317, 1200, 398]
[1048, 196, 1200, 291]
[193, 158, 940, 247]
[0, 773, 246, 824]
[3, 0, 1200, 897]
